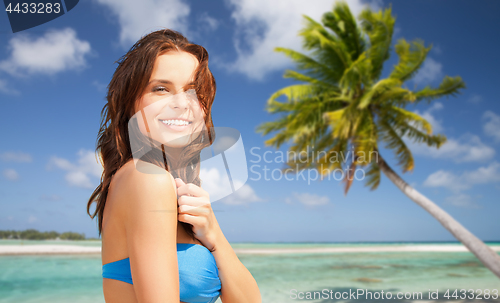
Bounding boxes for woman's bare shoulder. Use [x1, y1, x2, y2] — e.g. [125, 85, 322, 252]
[112, 160, 177, 210]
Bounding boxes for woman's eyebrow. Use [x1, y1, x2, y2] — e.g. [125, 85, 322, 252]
[149, 79, 196, 88]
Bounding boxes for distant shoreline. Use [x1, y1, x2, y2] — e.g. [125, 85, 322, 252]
[1, 243, 499, 256]
[0, 245, 101, 255]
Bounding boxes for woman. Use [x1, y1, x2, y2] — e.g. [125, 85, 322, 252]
[87, 29, 261, 303]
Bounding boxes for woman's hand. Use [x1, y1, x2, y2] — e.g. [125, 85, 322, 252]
[176, 179, 262, 303]
[175, 178, 220, 252]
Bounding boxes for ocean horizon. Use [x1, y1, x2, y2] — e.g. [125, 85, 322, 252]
[1, 240, 499, 302]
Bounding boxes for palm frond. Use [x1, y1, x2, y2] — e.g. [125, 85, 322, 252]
[256, 114, 296, 149]
[375, 86, 416, 107]
[392, 119, 447, 148]
[259, 93, 341, 150]
[364, 160, 381, 190]
[414, 75, 466, 104]
[321, 1, 367, 61]
[359, 4, 396, 80]
[274, 47, 341, 84]
[266, 84, 320, 113]
[389, 38, 430, 82]
[352, 111, 378, 165]
[357, 78, 402, 109]
[323, 107, 353, 140]
[299, 15, 352, 70]
[378, 118, 415, 172]
[283, 69, 333, 88]
[386, 106, 434, 134]
[317, 139, 348, 174]
[339, 52, 372, 90]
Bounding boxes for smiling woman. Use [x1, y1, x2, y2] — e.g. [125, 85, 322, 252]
[133, 51, 207, 156]
[86, 29, 261, 303]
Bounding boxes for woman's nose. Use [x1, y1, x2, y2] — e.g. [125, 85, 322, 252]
[168, 91, 190, 110]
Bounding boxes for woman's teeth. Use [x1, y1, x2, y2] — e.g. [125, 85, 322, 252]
[161, 119, 191, 126]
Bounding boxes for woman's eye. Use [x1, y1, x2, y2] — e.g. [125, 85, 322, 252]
[152, 86, 169, 93]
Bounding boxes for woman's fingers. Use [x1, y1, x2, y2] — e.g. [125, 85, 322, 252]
[175, 179, 208, 198]
[174, 178, 215, 247]
[177, 195, 212, 208]
[178, 203, 210, 215]
[178, 213, 210, 228]
[177, 213, 202, 226]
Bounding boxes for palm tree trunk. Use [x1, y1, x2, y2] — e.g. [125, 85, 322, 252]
[377, 153, 500, 279]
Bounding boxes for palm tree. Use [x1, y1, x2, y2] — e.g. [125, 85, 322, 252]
[256, 1, 500, 278]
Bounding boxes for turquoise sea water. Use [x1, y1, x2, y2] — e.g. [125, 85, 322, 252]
[1, 240, 499, 302]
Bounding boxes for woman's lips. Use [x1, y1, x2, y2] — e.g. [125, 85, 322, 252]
[159, 120, 192, 132]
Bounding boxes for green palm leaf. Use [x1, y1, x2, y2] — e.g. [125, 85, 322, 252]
[414, 75, 466, 104]
[359, 3, 395, 80]
[389, 38, 431, 82]
[322, 1, 366, 60]
[379, 118, 415, 172]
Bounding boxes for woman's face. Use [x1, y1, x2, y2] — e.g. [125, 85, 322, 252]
[133, 51, 206, 151]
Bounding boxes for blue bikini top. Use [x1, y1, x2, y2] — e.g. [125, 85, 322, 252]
[102, 243, 221, 303]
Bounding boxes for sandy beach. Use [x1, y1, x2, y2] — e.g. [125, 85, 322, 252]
[0, 244, 102, 255]
[1, 244, 499, 255]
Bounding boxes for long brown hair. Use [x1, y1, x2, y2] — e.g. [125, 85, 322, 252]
[87, 29, 216, 239]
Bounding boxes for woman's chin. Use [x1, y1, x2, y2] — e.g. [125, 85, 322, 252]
[160, 138, 193, 149]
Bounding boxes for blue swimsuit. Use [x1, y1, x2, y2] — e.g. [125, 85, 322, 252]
[102, 243, 221, 303]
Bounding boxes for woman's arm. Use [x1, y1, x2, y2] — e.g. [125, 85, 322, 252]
[210, 220, 262, 303]
[121, 162, 180, 302]
[174, 179, 261, 302]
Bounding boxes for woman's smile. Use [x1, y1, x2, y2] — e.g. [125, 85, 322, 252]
[159, 118, 193, 132]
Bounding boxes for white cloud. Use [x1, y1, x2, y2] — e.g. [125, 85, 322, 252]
[200, 167, 229, 200]
[412, 101, 444, 133]
[3, 168, 19, 181]
[0, 151, 32, 162]
[409, 133, 495, 163]
[404, 103, 495, 163]
[47, 149, 103, 189]
[423, 161, 500, 193]
[222, 181, 262, 205]
[0, 28, 92, 76]
[467, 94, 482, 104]
[482, 111, 500, 142]
[285, 192, 330, 207]
[200, 167, 262, 205]
[94, 0, 191, 47]
[423, 170, 463, 192]
[444, 193, 481, 209]
[219, 0, 372, 80]
[369, 0, 384, 12]
[0, 79, 20, 95]
[432, 44, 442, 55]
[91, 80, 107, 92]
[412, 57, 442, 86]
[199, 12, 219, 31]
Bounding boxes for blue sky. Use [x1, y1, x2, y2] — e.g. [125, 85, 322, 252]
[0, 0, 499, 242]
